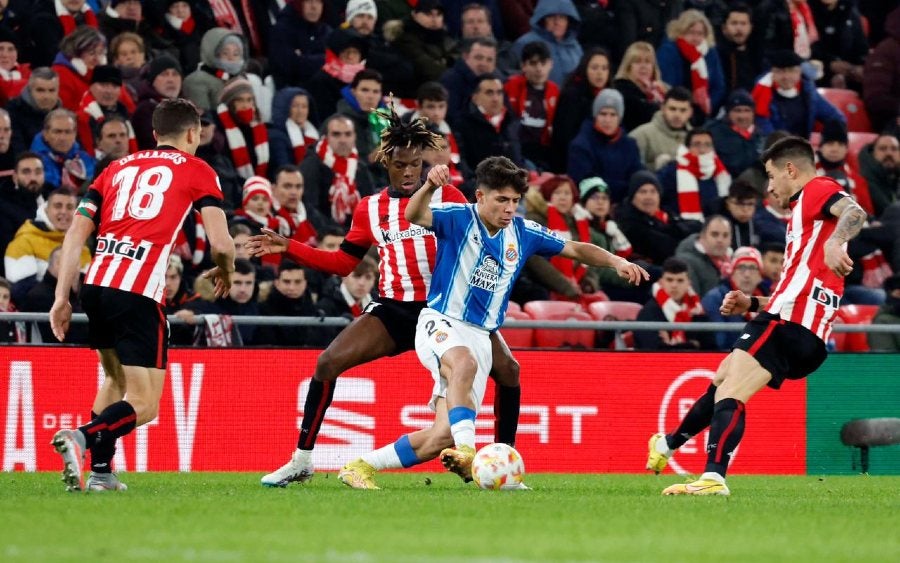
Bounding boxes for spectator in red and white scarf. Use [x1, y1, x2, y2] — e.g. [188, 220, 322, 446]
[76, 65, 137, 159]
[611, 41, 668, 132]
[657, 128, 731, 221]
[26, 0, 99, 69]
[0, 27, 30, 102]
[51, 25, 107, 112]
[214, 77, 269, 181]
[158, 0, 214, 73]
[657, 9, 726, 123]
[706, 88, 765, 178]
[268, 87, 320, 171]
[422, 124, 464, 188]
[701, 245, 768, 349]
[298, 114, 375, 229]
[306, 28, 369, 122]
[635, 256, 714, 350]
[815, 119, 874, 215]
[271, 164, 328, 246]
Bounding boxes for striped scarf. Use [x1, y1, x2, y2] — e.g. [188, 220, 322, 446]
[675, 145, 731, 221]
[55, 0, 98, 35]
[675, 38, 711, 115]
[217, 103, 269, 179]
[78, 92, 138, 157]
[165, 12, 196, 34]
[790, 1, 818, 59]
[546, 205, 591, 283]
[316, 137, 360, 225]
[751, 72, 803, 119]
[285, 118, 319, 164]
[652, 280, 703, 344]
[173, 210, 208, 268]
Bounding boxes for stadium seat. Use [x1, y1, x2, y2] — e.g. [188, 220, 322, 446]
[579, 290, 609, 308]
[817, 88, 873, 132]
[523, 302, 594, 348]
[834, 304, 880, 352]
[588, 301, 643, 350]
[506, 300, 522, 313]
[500, 309, 534, 348]
[847, 132, 878, 171]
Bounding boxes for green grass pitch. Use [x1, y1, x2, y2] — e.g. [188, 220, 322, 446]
[2, 473, 898, 562]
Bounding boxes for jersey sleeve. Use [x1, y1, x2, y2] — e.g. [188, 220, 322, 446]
[191, 161, 226, 206]
[807, 178, 849, 219]
[77, 166, 110, 225]
[439, 184, 468, 204]
[429, 203, 469, 239]
[520, 218, 566, 258]
[343, 195, 376, 251]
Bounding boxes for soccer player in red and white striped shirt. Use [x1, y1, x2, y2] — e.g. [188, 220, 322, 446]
[48, 99, 236, 492]
[647, 136, 867, 495]
[248, 109, 523, 488]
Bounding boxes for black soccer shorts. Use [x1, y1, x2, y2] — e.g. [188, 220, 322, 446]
[731, 311, 828, 389]
[362, 297, 426, 356]
[80, 285, 170, 369]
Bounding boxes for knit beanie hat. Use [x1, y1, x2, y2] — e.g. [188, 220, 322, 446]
[821, 119, 848, 145]
[578, 176, 609, 204]
[146, 54, 183, 83]
[592, 88, 624, 118]
[731, 246, 763, 271]
[627, 170, 661, 199]
[724, 89, 754, 112]
[218, 77, 254, 105]
[91, 65, 122, 85]
[242, 176, 272, 207]
[346, 0, 378, 22]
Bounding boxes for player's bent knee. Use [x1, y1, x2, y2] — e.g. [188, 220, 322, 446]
[314, 350, 347, 381]
[491, 358, 520, 386]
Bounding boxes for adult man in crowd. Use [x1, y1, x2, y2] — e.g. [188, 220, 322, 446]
[701, 246, 767, 350]
[859, 134, 900, 218]
[7, 68, 61, 155]
[255, 260, 318, 346]
[707, 89, 765, 178]
[0, 153, 49, 277]
[675, 215, 733, 297]
[132, 55, 183, 150]
[716, 2, 764, 92]
[441, 37, 498, 122]
[629, 87, 693, 171]
[31, 109, 95, 191]
[271, 164, 327, 245]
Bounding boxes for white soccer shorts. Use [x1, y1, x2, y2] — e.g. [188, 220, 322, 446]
[415, 308, 493, 412]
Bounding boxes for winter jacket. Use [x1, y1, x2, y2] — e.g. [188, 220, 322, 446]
[617, 0, 684, 50]
[611, 78, 660, 133]
[859, 143, 900, 218]
[549, 77, 594, 172]
[268, 87, 320, 172]
[716, 37, 766, 93]
[6, 88, 59, 156]
[21, 272, 88, 344]
[567, 119, 643, 204]
[634, 298, 714, 351]
[389, 17, 459, 85]
[498, 0, 539, 39]
[863, 7, 900, 132]
[51, 53, 91, 112]
[628, 110, 691, 171]
[512, 0, 583, 86]
[453, 104, 524, 171]
[701, 280, 755, 350]
[440, 57, 482, 123]
[183, 29, 245, 111]
[298, 146, 376, 230]
[268, 5, 331, 88]
[0, 182, 44, 277]
[132, 81, 169, 150]
[4, 218, 91, 284]
[705, 116, 765, 178]
[657, 38, 726, 116]
[30, 133, 96, 191]
[753, 74, 846, 137]
[254, 286, 319, 346]
[674, 233, 724, 297]
[810, 0, 869, 81]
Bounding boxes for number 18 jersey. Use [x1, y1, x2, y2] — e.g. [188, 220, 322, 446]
[77, 147, 224, 304]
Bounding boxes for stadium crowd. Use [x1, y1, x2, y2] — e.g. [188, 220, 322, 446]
[0, 0, 898, 351]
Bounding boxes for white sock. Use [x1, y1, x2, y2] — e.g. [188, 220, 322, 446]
[292, 448, 312, 463]
[362, 443, 402, 470]
[700, 471, 725, 483]
[450, 419, 476, 449]
[655, 435, 673, 456]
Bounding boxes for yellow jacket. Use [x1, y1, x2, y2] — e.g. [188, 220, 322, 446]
[3, 220, 92, 283]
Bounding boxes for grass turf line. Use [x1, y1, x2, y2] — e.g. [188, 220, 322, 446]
[1, 473, 898, 562]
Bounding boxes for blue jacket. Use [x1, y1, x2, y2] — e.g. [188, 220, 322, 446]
[701, 281, 746, 350]
[268, 6, 332, 88]
[512, 0, 583, 86]
[267, 87, 318, 173]
[30, 133, 95, 190]
[567, 119, 643, 204]
[657, 38, 727, 114]
[754, 74, 846, 137]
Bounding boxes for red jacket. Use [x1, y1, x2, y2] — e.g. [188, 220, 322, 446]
[504, 74, 559, 145]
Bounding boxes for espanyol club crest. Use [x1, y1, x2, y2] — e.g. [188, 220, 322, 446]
[504, 244, 518, 262]
[657, 369, 740, 475]
[434, 331, 448, 343]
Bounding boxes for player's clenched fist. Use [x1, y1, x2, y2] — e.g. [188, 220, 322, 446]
[425, 165, 450, 189]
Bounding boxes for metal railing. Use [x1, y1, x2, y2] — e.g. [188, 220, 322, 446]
[2, 312, 899, 333]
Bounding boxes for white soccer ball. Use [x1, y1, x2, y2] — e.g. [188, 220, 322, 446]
[471, 443, 525, 490]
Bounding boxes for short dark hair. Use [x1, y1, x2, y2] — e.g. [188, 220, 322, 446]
[229, 222, 252, 237]
[318, 225, 346, 241]
[474, 72, 502, 91]
[323, 113, 355, 134]
[416, 81, 449, 104]
[277, 259, 305, 276]
[475, 156, 528, 194]
[685, 128, 713, 147]
[234, 258, 255, 276]
[98, 115, 129, 136]
[0, 276, 10, 292]
[726, 2, 753, 19]
[662, 257, 689, 275]
[728, 179, 758, 201]
[351, 68, 383, 89]
[520, 41, 550, 63]
[274, 164, 302, 181]
[665, 86, 692, 104]
[462, 3, 491, 21]
[760, 241, 785, 255]
[15, 151, 43, 168]
[152, 98, 201, 138]
[352, 255, 378, 277]
[47, 186, 77, 200]
[760, 136, 815, 169]
[462, 36, 497, 54]
[701, 214, 731, 234]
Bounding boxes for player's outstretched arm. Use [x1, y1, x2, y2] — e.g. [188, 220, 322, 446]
[200, 206, 235, 298]
[405, 165, 450, 228]
[247, 227, 363, 277]
[559, 241, 650, 286]
[50, 214, 95, 341]
[246, 228, 288, 257]
[824, 197, 867, 277]
[719, 290, 770, 315]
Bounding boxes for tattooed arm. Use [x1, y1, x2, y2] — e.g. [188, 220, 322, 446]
[824, 197, 867, 277]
